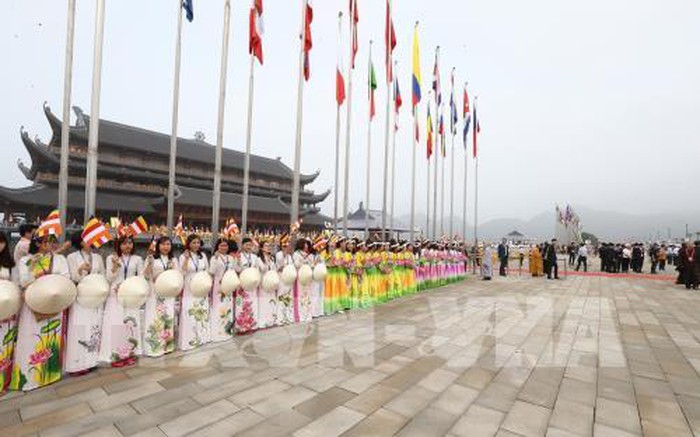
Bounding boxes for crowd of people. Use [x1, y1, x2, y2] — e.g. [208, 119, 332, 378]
[0, 224, 467, 394]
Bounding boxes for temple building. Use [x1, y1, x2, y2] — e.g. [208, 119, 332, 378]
[0, 104, 330, 229]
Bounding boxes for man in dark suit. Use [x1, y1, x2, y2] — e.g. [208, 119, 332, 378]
[545, 239, 559, 279]
[497, 239, 509, 277]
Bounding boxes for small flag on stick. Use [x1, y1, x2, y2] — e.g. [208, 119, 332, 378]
[36, 209, 63, 238]
[82, 217, 112, 248]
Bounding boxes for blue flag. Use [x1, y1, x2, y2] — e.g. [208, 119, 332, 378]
[462, 113, 471, 149]
[182, 0, 194, 22]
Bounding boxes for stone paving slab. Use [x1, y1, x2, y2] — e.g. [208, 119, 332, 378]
[2, 275, 700, 435]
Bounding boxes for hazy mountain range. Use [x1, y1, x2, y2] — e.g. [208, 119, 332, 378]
[399, 206, 700, 241]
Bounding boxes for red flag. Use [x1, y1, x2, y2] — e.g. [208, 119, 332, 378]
[336, 13, 346, 106]
[385, 0, 397, 83]
[303, 1, 314, 81]
[393, 75, 402, 131]
[350, 0, 359, 68]
[249, 0, 264, 64]
[82, 217, 112, 249]
[129, 216, 148, 237]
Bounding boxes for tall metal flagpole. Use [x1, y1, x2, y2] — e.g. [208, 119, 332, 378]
[440, 132, 445, 238]
[364, 40, 373, 240]
[242, 53, 256, 234]
[462, 82, 469, 241]
[390, 60, 398, 238]
[473, 97, 479, 274]
[449, 133, 455, 238]
[381, 0, 393, 241]
[410, 102, 417, 242]
[167, 0, 184, 232]
[334, 12, 343, 234]
[431, 47, 439, 240]
[426, 95, 431, 240]
[342, 0, 356, 237]
[84, 0, 106, 223]
[58, 0, 76, 237]
[211, 0, 232, 241]
[290, 0, 308, 227]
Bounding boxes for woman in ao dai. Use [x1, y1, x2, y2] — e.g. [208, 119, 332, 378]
[13, 236, 70, 391]
[309, 239, 327, 318]
[235, 237, 260, 334]
[275, 236, 295, 326]
[65, 234, 105, 374]
[143, 237, 178, 357]
[178, 235, 210, 350]
[208, 239, 235, 342]
[257, 241, 278, 329]
[293, 239, 314, 323]
[99, 236, 144, 367]
[0, 232, 19, 393]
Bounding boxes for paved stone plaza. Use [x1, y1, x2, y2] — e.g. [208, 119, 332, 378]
[2, 274, 700, 436]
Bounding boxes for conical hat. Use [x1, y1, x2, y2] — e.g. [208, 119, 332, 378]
[0, 280, 21, 321]
[262, 270, 280, 292]
[298, 265, 313, 287]
[155, 270, 184, 298]
[220, 270, 239, 296]
[190, 271, 213, 298]
[240, 267, 262, 291]
[281, 265, 297, 286]
[77, 274, 110, 308]
[25, 274, 77, 315]
[312, 264, 327, 282]
[117, 276, 149, 309]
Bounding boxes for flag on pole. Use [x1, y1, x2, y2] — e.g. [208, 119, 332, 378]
[350, 0, 359, 68]
[129, 216, 148, 237]
[303, 1, 314, 81]
[182, 0, 194, 22]
[432, 49, 441, 108]
[393, 73, 402, 131]
[472, 99, 480, 158]
[412, 23, 422, 108]
[439, 112, 445, 157]
[449, 69, 458, 136]
[174, 214, 186, 244]
[249, 0, 264, 64]
[426, 105, 434, 159]
[82, 217, 112, 248]
[369, 56, 377, 119]
[224, 218, 240, 237]
[36, 209, 63, 238]
[336, 12, 346, 106]
[385, 0, 397, 83]
[462, 83, 471, 148]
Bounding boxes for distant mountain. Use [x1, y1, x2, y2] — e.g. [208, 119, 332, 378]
[398, 207, 700, 241]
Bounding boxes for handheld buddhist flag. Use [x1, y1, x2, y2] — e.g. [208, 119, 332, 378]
[182, 0, 194, 22]
[82, 217, 112, 248]
[128, 216, 148, 237]
[36, 209, 63, 238]
[174, 214, 186, 244]
[225, 218, 240, 237]
[412, 23, 422, 108]
[385, 0, 396, 83]
[303, 1, 314, 81]
[249, 0, 264, 64]
[336, 12, 346, 106]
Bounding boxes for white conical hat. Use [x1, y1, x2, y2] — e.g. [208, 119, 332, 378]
[77, 274, 109, 308]
[190, 271, 213, 298]
[240, 267, 261, 291]
[220, 270, 240, 296]
[0, 280, 21, 321]
[298, 265, 313, 287]
[155, 270, 184, 298]
[262, 270, 280, 292]
[281, 265, 297, 286]
[117, 276, 149, 309]
[25, 274, 77, 315]
[312, 264, 327, 282]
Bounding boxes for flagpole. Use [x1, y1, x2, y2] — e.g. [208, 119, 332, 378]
[449, 133, 455, 238]
[426, 96, 431, 240]
[342, 0, 356, 237]
[381, 0, 393, 241]
[334, 11, 343, 234]
[58, 0, 76, 238]
[462, 130, 468, 240]
[290, 0, 308, 227]
[390, 60, 398, 238]
[410, 21, 419, 243]
[473, 97, 479, 274]
[431, 47, 439, 240]
[440, 132, 445, 238]
[167, 0, 184, 232]
[211, 0, 232, 241]
[84, 0, 106, 223]
[364, 40, 373, 240]
[242, 53, 256, 235]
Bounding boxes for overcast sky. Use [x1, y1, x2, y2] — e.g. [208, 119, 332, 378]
[3, 0, 699, 223]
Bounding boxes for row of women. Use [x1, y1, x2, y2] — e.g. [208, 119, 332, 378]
[0, 230, 467, 394]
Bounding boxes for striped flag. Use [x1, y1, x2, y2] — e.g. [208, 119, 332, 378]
[449, 68, 458, 136]
[462, 83, 471, 148]
[303, 1, 314, 81]
[249, 0, 264, 64]
[426, 105, 434, 159]
[128, 216, 148, 237]
[174, 214, 186, 244]
[36, 209, 62, 238]
[82, 217, 112, 248]
[225, 218, 240, 237]
[412, 23, 422, 108]
[393, 72, 402, 131]
[432, 48, 441, 108]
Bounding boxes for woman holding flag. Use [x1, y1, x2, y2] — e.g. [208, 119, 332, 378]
[64, 231, 106, 375]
